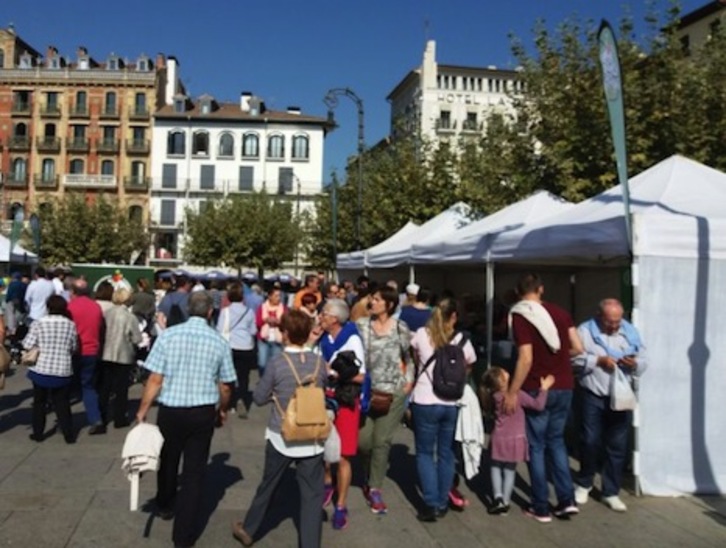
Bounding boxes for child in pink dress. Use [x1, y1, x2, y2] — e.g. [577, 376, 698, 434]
[480, 366, 554, 514]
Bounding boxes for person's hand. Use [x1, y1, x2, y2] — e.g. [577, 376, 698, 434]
[619, 355, 638, 370]
[216, 408, 228, 427]
[540, 374, 555, 391]
[598, 355, 617, 371]
[503, 391, 518, 415]
[135, 411, 146, 424]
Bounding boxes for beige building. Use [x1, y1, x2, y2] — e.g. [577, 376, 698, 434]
[0, 26, 176, 229]
[677, 0, 726, 52]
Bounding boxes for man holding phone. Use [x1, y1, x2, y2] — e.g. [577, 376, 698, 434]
[573, 298, 648, 512]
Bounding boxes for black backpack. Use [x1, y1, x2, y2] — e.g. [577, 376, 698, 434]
[166, 303, 185, 327]
[419, 334, 468, 401]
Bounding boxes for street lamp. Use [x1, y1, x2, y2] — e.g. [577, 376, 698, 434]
[323, 87, 365, 250]
[292, 173, 302, 277]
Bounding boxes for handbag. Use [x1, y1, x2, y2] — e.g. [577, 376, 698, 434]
[369, 389, 393, 416]
[21, 347, 40, 366]
[273, 353, 331, 443]
[610, 367, 637, 411]
[323, 421, 341, 463]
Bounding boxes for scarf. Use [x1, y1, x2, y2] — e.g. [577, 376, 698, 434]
[585, 318, 641, 360]
[510, 300, 561, 353]
[320, 321, 360, 362]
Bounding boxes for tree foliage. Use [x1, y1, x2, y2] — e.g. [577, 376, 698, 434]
[36, 194, 149, 266]
[184, 191, 301, 275]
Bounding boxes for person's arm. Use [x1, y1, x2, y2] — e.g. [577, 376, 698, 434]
[568, 326, 584, 356]
[136, 372, 163, 423]
[504, 343, 532, 414]
[253, 357, 276, 406]
[216, 382, 234, 425]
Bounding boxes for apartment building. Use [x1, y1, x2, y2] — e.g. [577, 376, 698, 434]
[0, 26, 175, 227]
[150, 92, 329, 264]
[677, 0, 726, 52]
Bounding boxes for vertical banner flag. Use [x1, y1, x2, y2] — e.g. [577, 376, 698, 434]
[29, 213, 41, 254]
[9, 208, 24, 257]
[598, 20, 632, 252]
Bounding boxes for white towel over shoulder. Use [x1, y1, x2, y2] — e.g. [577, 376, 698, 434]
[510, 300, 561, 353]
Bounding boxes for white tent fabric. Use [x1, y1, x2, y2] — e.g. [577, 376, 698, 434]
[365, 202, 473, 268]
[0, 234, 38, 264]
[336, 221, 420, 270]
[410, 191, 574, 263]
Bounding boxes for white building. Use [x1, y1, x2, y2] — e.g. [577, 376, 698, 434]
[387, 40, 523, 144]
[150, 90, 330, 265]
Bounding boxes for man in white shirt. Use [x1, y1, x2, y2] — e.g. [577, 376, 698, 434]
[25, 267, 56, 323]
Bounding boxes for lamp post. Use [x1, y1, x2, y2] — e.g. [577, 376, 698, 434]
[323, 87, 365, 250]
[292, 173, 302, 277]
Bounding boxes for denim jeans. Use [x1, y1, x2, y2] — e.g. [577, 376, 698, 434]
[525, 389, 574, 514]
[257, 340, 282, 373]
[74, 355, 102, 425]
[411, 403, 459, 510]
[578, 390, 631, 497]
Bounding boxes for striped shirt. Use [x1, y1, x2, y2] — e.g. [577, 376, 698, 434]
[144, 316, 237, 407]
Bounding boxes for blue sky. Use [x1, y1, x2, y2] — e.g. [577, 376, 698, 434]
[4, 0, 705, 181]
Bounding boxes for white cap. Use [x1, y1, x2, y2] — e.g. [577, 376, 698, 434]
[406, 283, 420, 296]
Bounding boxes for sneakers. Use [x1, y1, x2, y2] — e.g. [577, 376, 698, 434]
[323, 484, 335, 508]
[416, 506, 437, 522]
[448, 487, 469, 511]
[523, 507, 552, 523]
[574, 485, 592, 505]
[332, 506, 349, 529]
[553, 502, 579, 519]
[365, 488, 388, 515]
[487, 497, 510, 515]
[604, 495, 628, 512]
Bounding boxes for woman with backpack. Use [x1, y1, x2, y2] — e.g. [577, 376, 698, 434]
[409, 298, 477, 522]
[232, 310, 327, 548]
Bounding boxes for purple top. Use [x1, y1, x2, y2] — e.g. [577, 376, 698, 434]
[490, 390, 548, 463]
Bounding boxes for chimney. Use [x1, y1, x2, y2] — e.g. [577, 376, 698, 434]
[46, 45, 57, 58]
[77, 46, 88, 58]
[248, 96, 262, 116]
[287, 106, 301, 115]
[155, 53, 166, 69]
[240, 91, 252, 112]
[165, 56, 178, 106]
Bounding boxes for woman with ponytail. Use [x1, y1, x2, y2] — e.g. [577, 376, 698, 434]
[409, 298, 477, 522]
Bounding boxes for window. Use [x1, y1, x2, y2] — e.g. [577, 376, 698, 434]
[174, 98, 185, 113]
[278, 167, 293, 194]
[267, 134, 284, 159]
[129, 205, 143, 222]
[464, 112, 478, 131]
[76, 91, 87, 112]
[19, 53, 32, 69]
[49, 57, 60, 69]
[14, 122, 27, 137]
[107, 57, 118, 70]
[105, 91, 116, 113]
[136, 56, 150, 72]
[69, 159, 84, 174]
[132, 161, 146, 180]
[132, 127, 146, 142]
[103, 126, 115, 142]
[439, 110, 451, 129]
[218, 133, 234, 157]
[42, 159, 55, 181]
[13, 91, 30, 111]
[44, 122, 56, 139]
[12, 158, 27, 181]
[46, 91, 59, 110]
[200, 165, 215, 190]
[162, 163, 177, 189]
[73, 125, 86, 139]
[160, 200, 176, 226]
[101, 160, 114, 175]
[291, 134, 309, 160]
[239, 166, 254, 191]
[135, 93, 147, 115]
[192, 132, 209, 156]
[680, 35, 691, 54]
[242, 133, 259, 157]
[167, 130, 185, 155]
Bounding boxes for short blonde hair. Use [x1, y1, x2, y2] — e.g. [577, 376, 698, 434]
[112, 288, 131, 305]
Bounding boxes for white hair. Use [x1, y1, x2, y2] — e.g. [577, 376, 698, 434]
[324, 298, 349, 324]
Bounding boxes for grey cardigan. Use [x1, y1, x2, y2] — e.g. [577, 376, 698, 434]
[102, 304, 143, 364]
[253, 350, 327, 433]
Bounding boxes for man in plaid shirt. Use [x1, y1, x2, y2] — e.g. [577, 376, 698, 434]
[136, 291, 237, 548]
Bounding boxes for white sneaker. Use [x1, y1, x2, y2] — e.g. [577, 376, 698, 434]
[574, 485, 591, 505]
[603, 495, 627, 512]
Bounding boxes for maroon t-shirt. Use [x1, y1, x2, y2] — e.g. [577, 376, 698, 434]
[512, 301, 574, 391]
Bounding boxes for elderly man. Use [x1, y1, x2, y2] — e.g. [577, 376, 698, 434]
[136, 291, 237, 548]
[319, 298, 365, 531]
[573, 298, 647, 512]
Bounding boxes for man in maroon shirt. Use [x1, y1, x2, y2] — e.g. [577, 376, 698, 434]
[505, 273, 583, 523]
[68, 278, 106, 435]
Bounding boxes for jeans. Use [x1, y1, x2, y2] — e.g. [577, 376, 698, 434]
[73, 355, 101, 425]
[578, 390, 631, 497]
[525, 389, 574, 514]
[257, 340, 282, 372]
[411, 403, 459, 510]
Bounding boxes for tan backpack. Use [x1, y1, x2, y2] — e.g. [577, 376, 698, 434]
[273, 353, 331, 443]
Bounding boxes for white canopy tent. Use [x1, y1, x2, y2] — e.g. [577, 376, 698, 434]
[484, 155, 726, 496]
[0, 235, 38, 265]
[336, 221, 420, 271]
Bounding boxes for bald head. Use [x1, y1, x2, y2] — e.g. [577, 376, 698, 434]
[71, 278, 89, 297]
[598, 298, 624, 335]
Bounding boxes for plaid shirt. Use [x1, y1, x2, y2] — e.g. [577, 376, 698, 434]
[144, 316, 236, 407]
[23, 315, 78, 377]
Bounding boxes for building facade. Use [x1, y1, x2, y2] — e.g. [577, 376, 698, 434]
[387, 40, 523, 145]
[677, 0, 726, 52]
[0, 27, 175, 230]
[150, 92, 329, 265]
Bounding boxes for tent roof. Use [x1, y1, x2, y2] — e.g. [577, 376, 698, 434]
[336, 221, 420, 270]
[411, 191, 574, 263]
[0, 234, 38, 264]
[489, 155, 726, 263]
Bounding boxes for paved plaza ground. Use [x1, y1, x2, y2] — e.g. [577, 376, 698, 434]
[1, 367, 725, 547]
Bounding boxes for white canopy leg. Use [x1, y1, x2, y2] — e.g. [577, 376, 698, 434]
[130, 471, 140, 511]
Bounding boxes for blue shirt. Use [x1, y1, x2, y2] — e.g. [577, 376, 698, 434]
[144, 317, 237, 407]
[216, 303, 256, 350]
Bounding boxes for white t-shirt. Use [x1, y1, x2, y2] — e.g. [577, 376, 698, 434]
[410, 328, 476, 406]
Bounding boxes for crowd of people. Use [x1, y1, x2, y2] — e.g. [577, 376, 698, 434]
[0, 267, 647, 548]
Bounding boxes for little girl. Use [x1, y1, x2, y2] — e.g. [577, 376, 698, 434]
[480, 366, 554, 514]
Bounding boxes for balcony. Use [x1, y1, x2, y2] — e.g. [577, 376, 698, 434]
[129, 107, 150, 121]
[63, 174, 117, 189]
[8, 136, 31, 151]
[36, 136, 61, 152]
[100, 106, 119, 119]
[126, 138, 150, 154]
[435, 118, 456, 133]
[69, 105, 90, 118]
[40, 104, 62, 118]
[124, 176, 150, 192]
[66, 137, 90, 152]
[461, 120, 482, 133]
[97, 138, 120, 153]
[4, 173, 29, 189]
[11, 102, 32, 116]
[33, 174, 59, 190]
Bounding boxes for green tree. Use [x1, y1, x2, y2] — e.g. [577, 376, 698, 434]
[184, 190, 301, 276]
[36, 195, 149, 265]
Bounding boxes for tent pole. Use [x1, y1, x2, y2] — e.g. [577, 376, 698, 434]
[486, 258, 494, 368]
[631, 253, 641, 497]
[409, 264, 415, 284]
